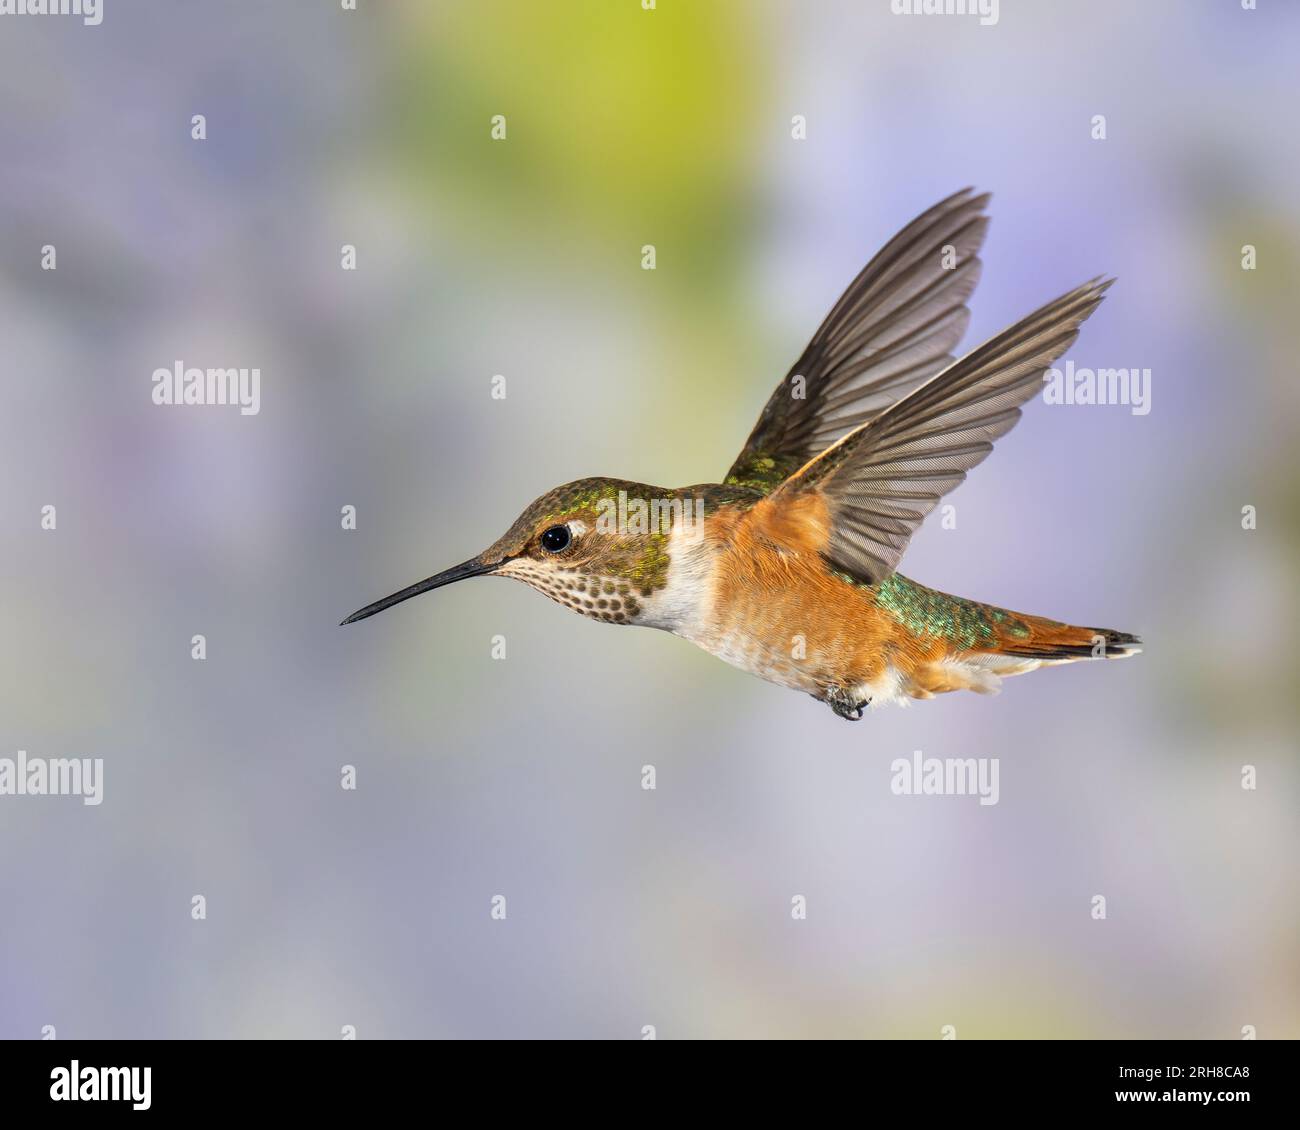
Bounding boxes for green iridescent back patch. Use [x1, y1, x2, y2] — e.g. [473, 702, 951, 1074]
[868, 573, 1031, 651]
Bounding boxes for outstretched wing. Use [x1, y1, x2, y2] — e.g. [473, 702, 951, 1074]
[725, 187, 991, 493]
[767, 277, 1114, 584]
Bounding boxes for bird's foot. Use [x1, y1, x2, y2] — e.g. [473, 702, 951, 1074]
[823, 686, 870, 721]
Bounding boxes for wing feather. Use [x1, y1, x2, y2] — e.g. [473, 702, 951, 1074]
[725, 188, 991, 492]
[771, 277, 1115, 583]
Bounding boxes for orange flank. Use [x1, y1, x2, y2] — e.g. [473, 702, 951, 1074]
[700, 497, 910, 700]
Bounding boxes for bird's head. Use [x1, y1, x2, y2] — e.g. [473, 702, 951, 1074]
[341, 477, 705, 626]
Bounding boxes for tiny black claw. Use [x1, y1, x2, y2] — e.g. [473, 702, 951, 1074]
[823, 687, 870, 721]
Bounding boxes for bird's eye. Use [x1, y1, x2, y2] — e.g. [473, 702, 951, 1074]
[540, 524, 571, 553]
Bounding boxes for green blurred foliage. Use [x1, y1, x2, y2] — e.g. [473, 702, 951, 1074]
[387, 0, 765, 295]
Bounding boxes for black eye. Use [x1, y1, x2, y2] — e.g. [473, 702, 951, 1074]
[540, 525, 571, 553]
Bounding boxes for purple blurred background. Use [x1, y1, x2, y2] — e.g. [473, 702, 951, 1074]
[1, 0, 1296, 1038]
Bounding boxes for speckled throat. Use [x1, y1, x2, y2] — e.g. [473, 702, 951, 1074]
[498, 560, 646, 624]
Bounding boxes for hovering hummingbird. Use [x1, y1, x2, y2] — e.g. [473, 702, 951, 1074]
[343, 188, 1139, 719]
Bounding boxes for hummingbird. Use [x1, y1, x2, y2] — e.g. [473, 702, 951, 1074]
[342, 188, 1140, 720]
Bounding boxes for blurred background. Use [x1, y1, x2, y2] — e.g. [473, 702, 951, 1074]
[1, 0, 1296, 1039]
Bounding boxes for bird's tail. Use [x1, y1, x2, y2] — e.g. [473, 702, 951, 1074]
[974, 609, 1142, 664]
[877, 575, 1141, 666]
[878, 576, 1141, 699]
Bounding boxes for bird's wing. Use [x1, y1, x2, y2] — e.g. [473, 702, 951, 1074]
[724, 187, 990, 493]
[764, 277, 1114, 585]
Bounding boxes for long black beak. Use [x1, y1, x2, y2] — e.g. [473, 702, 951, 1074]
[340, 557, 495, 625]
